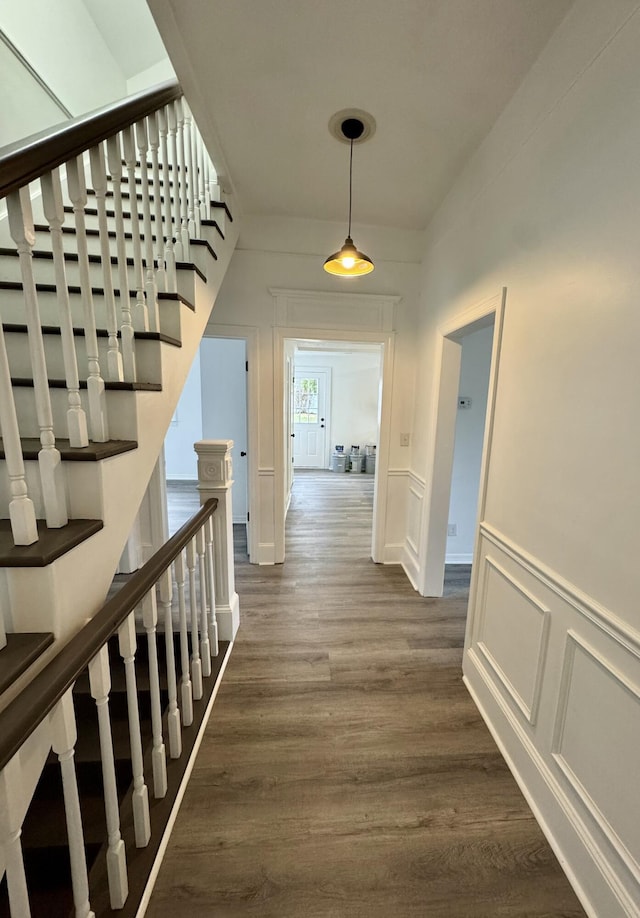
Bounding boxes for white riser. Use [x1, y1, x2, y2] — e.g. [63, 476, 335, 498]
[12, 384, 141, 441]
[0, 457, 105, 521]
[0, 287, 187, 344]
[3, 329, 167, 385]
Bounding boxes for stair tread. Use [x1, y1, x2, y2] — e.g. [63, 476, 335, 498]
[201, 218, 225, 240]
[10, 376, 162, 391]
[34, 223, 159, 243]
[0, 438, 137, 462]
[190, 237, 217, 260]
[1, 321, 182, 349]
[212, 200, 233, 222]
[0, 632, 54, 695]
[0, 247, 207, 283]
[0, 518, 103, 567]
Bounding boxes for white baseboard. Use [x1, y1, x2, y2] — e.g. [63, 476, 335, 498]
[445, 552, 473, 564]
[382, 542, 405, 564]
[216, 592, 240, 641]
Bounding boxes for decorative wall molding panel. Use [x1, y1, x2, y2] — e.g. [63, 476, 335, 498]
[475, 556, 550, 725]
[270, 287, 400, 333]
[464, 523, 640, 918]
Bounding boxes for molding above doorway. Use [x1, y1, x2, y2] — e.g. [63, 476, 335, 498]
[269, 287, 401, 333]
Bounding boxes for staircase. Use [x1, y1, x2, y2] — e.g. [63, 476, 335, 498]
[0, 82, 240, 915]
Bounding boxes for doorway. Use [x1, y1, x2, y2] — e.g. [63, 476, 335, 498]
[420, 290, 505, 597]
[293, 368, 330, 468]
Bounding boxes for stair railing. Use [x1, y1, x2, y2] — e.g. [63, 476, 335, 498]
[0, 81, 221, 546]
[0, 497, 225, 916]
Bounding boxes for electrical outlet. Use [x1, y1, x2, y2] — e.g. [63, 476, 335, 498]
[458, 396, 472, 409]
[447, 523, 457, 537]
[400, 432, 411, 447]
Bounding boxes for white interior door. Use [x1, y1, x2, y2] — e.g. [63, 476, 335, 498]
[293, 368, 329, 468]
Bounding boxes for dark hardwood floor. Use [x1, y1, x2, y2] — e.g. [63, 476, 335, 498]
[149, 471, 586, 917]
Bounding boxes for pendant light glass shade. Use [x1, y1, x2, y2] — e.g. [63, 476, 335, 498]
[323, 236, 374, 277]
[324, 122, 374, 277]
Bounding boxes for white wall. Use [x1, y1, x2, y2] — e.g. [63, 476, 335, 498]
[409, 3, 640, 915]
[295, 350, 381, 457]
[164, 350, 202, 479]
[446, 325, 493, 563]
[0, 1, 127, 116]
[0, 38, 69, 147]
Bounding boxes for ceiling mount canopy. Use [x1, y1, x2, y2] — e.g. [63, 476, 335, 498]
[324, 111, 376, 278]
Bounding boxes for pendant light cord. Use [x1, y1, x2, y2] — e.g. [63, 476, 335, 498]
[348, 139, 353, 237]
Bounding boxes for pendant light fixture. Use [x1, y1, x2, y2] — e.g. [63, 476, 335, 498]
[324, 114, 374, 277]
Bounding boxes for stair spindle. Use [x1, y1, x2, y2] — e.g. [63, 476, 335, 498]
[147, 112, 167, 292]
[195, 524, 211, 677]
[203, 153, 214, 221]
[183, 102, 199, 238]
[186, 536, 203, 700]
[166, 102, 183, 262]
[134, 119, 160, 333]
[88, 645, 129, 910]
[196, 131, 208, 224]
[105, 134, 137, 381]
[159, 568, 182, 759]
[0, 321, 38, 545]
[175, 98, 191, 260]
[89, 144, 124, 381]
[49, 690, 96, 918]
[157, 106, 177, 291]
[66, 155, 109, 442]
[41, 168, 90, 448]
[0, 757, 32, 917]
[205, 514, 219, 656]
[121, 126, 148, 332]
[117, 614, 151, 847]
[141, 590, 168, 798]
[174, 549, 194, 726]
[7, 188, 68, 527]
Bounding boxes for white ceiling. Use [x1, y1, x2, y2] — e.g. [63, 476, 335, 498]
[149, 0, 573, 231]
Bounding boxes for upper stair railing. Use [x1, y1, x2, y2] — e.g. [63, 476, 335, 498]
[0, 81, 221, 548]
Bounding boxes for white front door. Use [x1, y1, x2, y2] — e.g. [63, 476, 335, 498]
[293, 369, 329, 468]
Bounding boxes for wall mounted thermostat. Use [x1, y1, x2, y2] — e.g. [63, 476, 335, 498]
[458, 396, 472, 409]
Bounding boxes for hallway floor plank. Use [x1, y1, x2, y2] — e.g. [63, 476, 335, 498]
[148, 471, 586, 917]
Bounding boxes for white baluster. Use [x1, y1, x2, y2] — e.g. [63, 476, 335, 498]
[41, 169, 89, 448]
[196, 132, 208, 225]
[205, 514, 219, 657]
[66, 155, 109, 442]
[159, 568, 182, 759]
[50, 690, 96, 918]
[135, 119, 160, 333]
[117, 614, 151, 847]
[166, 102, 183, 262]
[106, 134, 137, 381]
[147, 112, 166, 292]
[195, 525, 211, 678]
[7, 188, 68, 528]
[0, 322, 38, 545]
[89, 144, 123, 382]
[88, 645, 128, 909]
[0, 756, 31, 916]
[158, 105, 177, 290]
[174, 550, 193, 726]
[183, 102, 199, 238]
[186, 536, 203, 700]
[175, 98, 190, 260]
[141, 590, 168, 797]
[203, 155, 214, 221]
[121, 126, 148, 332]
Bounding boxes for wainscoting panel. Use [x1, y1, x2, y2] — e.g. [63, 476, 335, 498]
[476, 556, 550, 724]
[270, 288, 399, 333]
[401, 470, 424, 588]
[464, 523, 640, 918]
[553, 633, 640, 882]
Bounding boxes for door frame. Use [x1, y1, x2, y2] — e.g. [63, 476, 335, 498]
[274, 327, 394, 563]
[202, 324, 259, 564]
[419, 288, 506, 597]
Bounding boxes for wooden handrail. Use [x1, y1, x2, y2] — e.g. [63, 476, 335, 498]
[0, 80, 182, 200]
[0, 497, 217, 773]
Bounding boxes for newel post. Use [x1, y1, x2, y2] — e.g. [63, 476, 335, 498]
[195, 440, 240, 641]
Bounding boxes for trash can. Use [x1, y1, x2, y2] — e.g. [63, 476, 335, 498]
[365, 453, 376, 474]
[350, 455, 364, 473]
[331, 453, 347, 472]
